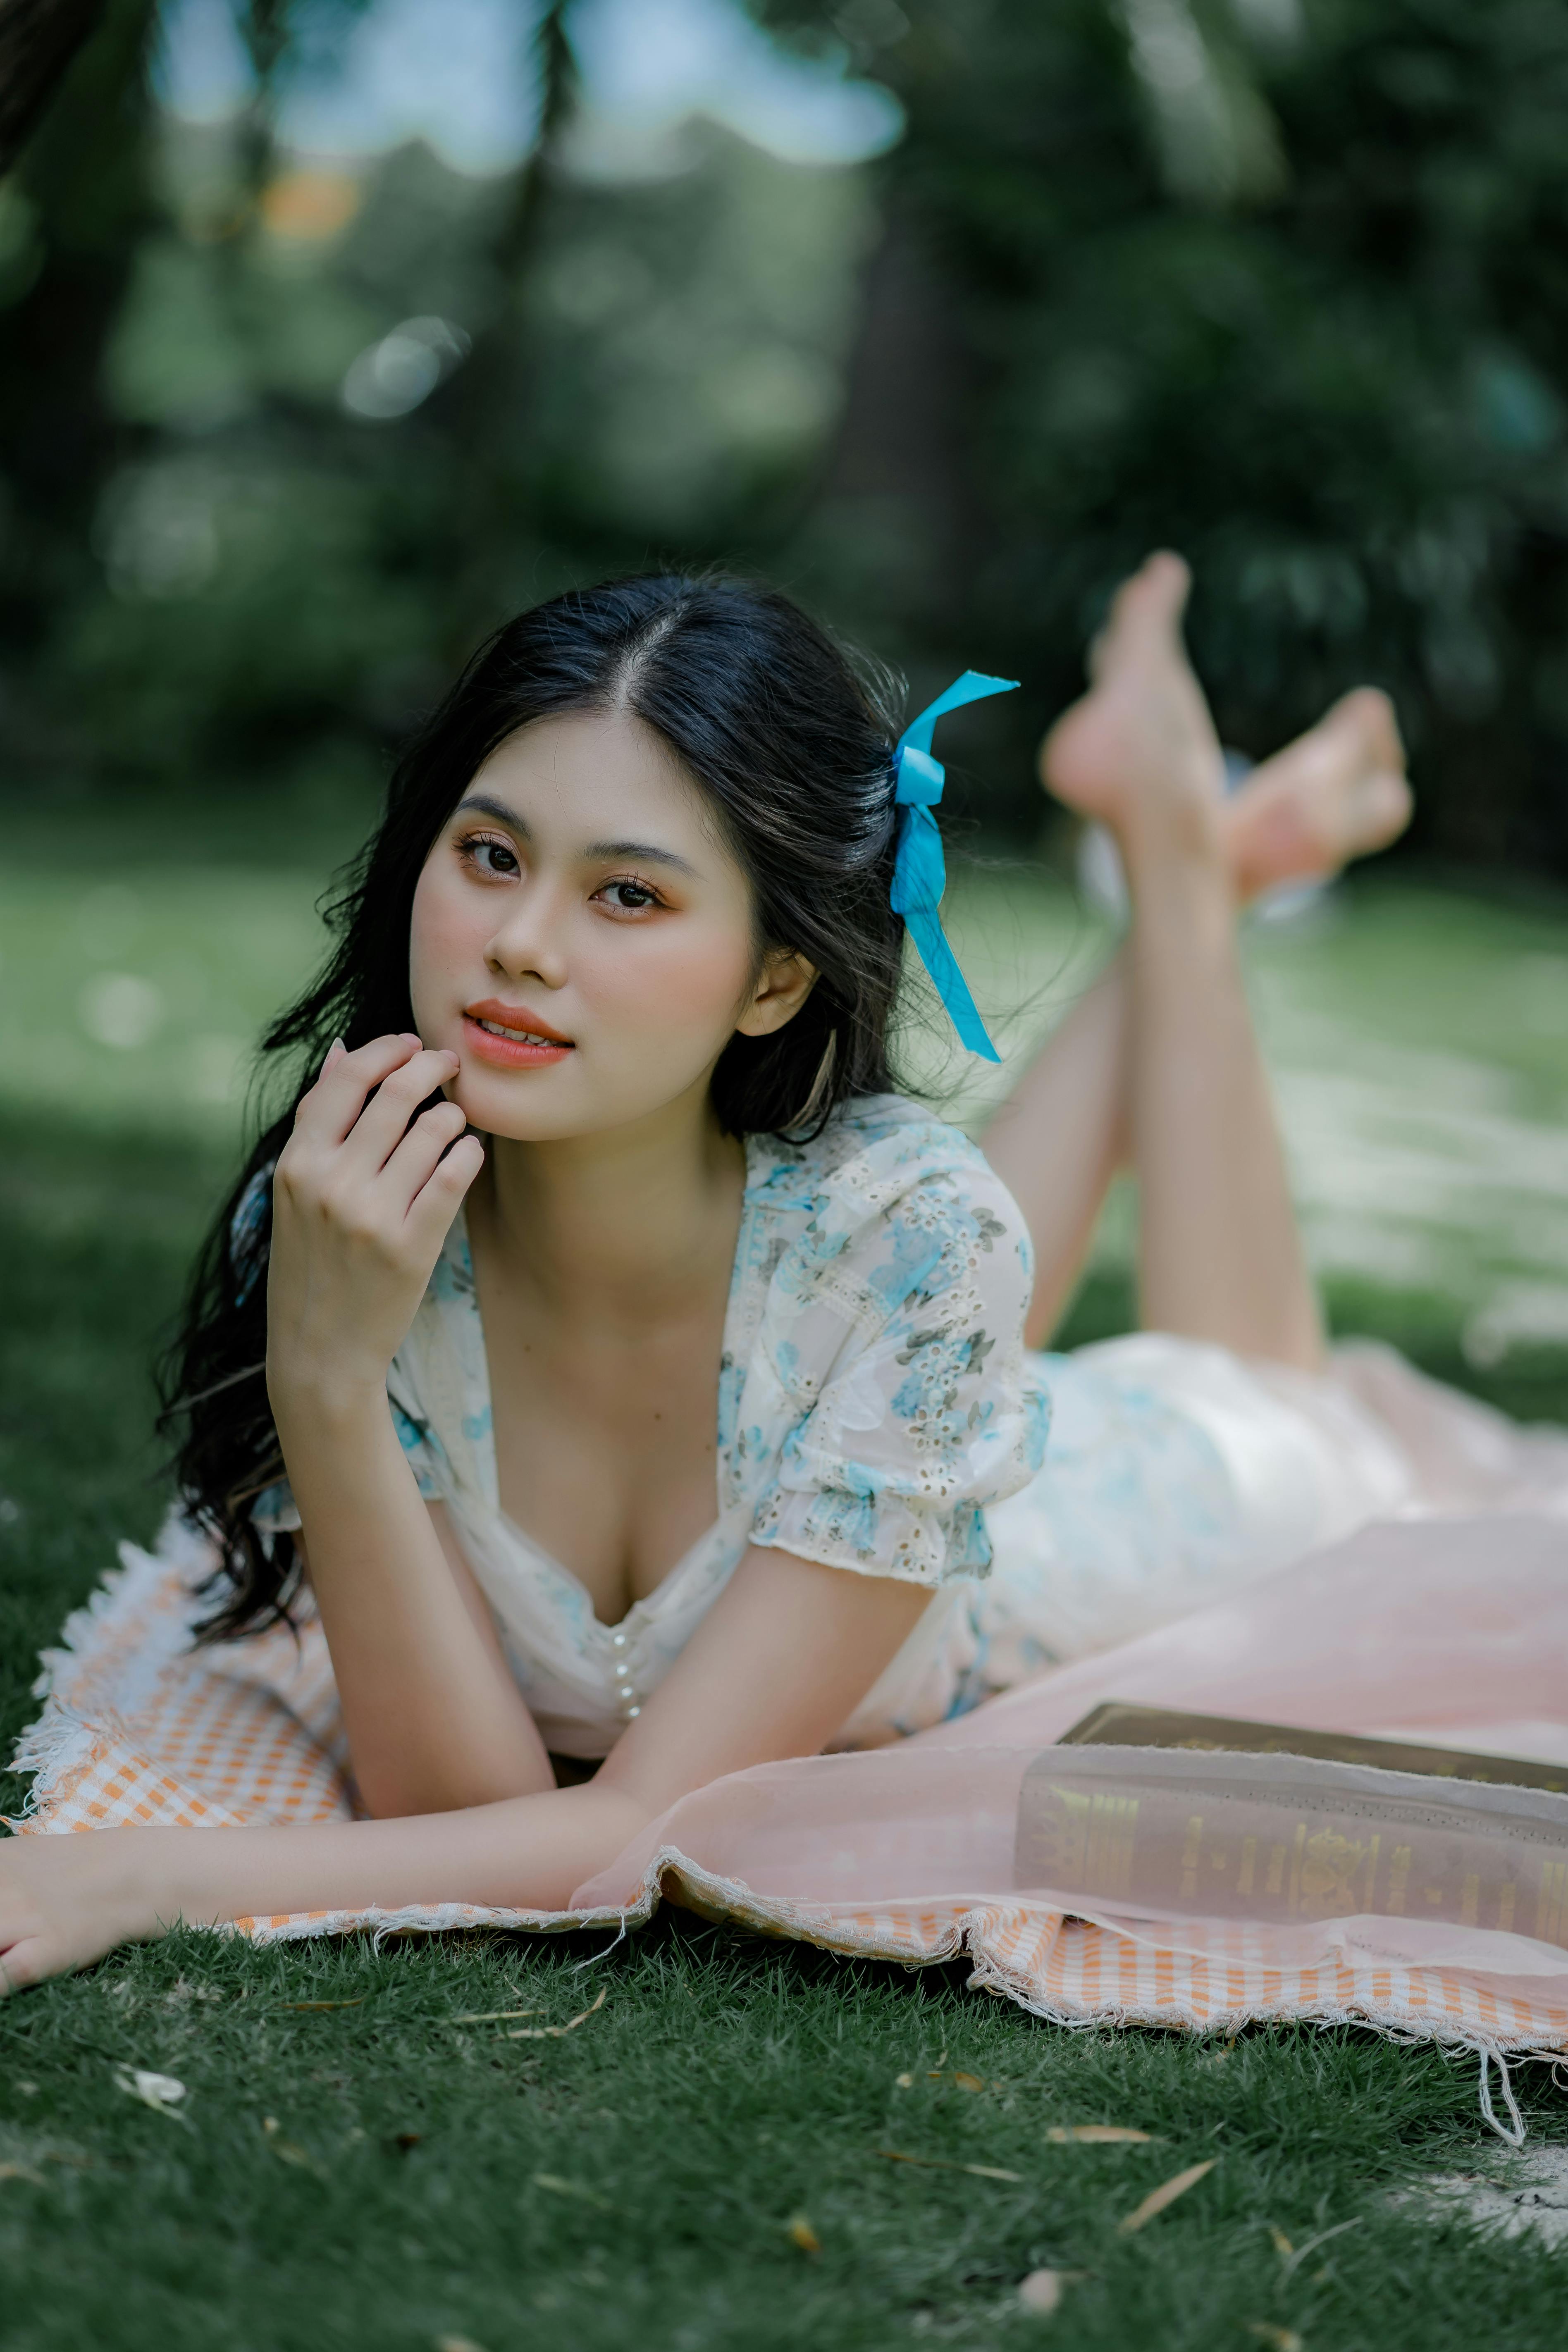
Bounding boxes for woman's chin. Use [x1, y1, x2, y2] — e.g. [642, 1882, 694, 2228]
[450, 1067, 581, 1142]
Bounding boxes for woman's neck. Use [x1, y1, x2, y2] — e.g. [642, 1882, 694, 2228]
[472, 1088, 746, 1332]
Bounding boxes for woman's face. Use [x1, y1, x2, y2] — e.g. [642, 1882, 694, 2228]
[409, 708, 814, 1143]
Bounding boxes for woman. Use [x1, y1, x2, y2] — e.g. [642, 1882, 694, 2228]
[1, 556, 1428, 1989]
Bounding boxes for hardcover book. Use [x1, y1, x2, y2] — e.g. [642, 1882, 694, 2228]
[1015, 1707, 1568, 1945]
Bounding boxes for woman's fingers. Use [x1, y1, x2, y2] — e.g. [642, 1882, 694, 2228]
[0, 1935, 48, 1996]
[335, 1047, 461, 1179]
[290, 1033, 425, 1148]
[377, 1098, 473, 1217]
[405, 1131, 487, 1245]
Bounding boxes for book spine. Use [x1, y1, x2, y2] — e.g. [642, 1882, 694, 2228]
[1015, 1761, 1568, 1945]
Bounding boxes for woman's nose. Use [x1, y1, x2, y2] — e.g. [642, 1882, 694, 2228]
[484, 886, 569, 989]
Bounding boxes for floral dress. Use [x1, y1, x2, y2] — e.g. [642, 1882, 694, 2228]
[255, 1090, 1492, 1753]
[257, 1094, 1050, 1756]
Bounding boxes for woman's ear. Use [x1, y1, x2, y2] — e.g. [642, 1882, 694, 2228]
[735, 948, 819, 1038]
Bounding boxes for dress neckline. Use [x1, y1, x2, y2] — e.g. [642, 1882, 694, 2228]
[447, 1133, 768, 1636]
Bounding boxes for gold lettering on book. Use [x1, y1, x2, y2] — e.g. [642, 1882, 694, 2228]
[1179, 1816, 1204, 1901]
[1084, 1792, 1138, 1899]
[1013, 1749, 1568, 1949]
[1286, 1822, 1308, 1916]
[1033, 1785, 1139, 1899]
[1299, 1827, 1372, 1917]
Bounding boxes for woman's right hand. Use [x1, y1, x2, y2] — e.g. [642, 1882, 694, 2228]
[0, 1828, 172, 1992]
[266, 1033, 485, 1409]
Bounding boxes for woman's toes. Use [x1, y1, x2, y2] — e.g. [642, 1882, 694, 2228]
[1088, 552, 1192, 682]
[1326, 685, 1405, 773]
[1351, 768, 1414, 853]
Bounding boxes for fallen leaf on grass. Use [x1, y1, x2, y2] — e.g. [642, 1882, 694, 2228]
[1017, 2269, 1062, 2314]
[262, 2116, 321, 2172]
[1245, 2326, 1303, 2352]
[279, 1997, 366, 2012]
[508, 1987, 607, 2040]
[394, 2131, 422, 2152]
[530, 2171, 612, 2211]
[895, 2073, 914, 2088]
[434, 2336, 491, 2352]
[451, 2008, 537, 2025]
[786, 2214, 821, 2254]
[1277, 2218, 1359, 2277]
[1117, 2158, 1216, 2233]
[113, 2068, 186, 2115]
[0, 2161, 43, 2185]
[1046, 2125, 1152, 2145]
[876, 2149, 1024, 2183]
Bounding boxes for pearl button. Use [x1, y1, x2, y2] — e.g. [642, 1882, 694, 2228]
[612, 1632, 627, 1648]
[626, 1704, 641, 1718]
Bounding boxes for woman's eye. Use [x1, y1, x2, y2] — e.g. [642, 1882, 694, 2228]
[463, 835, 520, 878]
[598, 879, 659, 911]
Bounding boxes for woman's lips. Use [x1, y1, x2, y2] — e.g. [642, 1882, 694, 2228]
[461, 1011, 575, 1069]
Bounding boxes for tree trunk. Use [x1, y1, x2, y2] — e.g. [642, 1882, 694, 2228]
[0, 0, 107, 175]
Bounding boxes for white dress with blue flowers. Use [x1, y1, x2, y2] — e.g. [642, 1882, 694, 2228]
[255, 1091, 1475, 1756]
[263, 1094, 1048, 1755]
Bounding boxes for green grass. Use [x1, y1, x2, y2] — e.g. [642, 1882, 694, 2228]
[6, 819, 1568, 2347]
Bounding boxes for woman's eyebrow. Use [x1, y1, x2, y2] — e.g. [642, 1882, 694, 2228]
[455, 793, 531, 832]
[583, 837, 701, 877]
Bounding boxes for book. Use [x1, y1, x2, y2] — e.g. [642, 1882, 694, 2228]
[1056, 1700, 1568, 1795]
[1015, 1713, 1568, 1946]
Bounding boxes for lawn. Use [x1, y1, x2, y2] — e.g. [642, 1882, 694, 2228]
[4, 803, 1568, 2350]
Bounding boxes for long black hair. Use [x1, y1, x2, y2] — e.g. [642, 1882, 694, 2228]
[163, 570, 916, 1640]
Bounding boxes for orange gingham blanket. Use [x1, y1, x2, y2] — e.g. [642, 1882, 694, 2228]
[11, 1512, 1568, 2126]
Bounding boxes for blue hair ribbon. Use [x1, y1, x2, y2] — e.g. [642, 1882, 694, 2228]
[891, 669, 1019, 1062]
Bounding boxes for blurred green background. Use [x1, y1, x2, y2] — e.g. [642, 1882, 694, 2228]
[5, 0, 1568, 1386]
[6, 0, 1568, 851]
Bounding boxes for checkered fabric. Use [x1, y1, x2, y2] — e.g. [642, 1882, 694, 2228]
[12, 1523, 1568, 2064]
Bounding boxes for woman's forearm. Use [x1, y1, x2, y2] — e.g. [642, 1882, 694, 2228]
[270, 1379, 550, 1815]
[157, 1780, 651, 1926]
[0, 1782, 654, 1987]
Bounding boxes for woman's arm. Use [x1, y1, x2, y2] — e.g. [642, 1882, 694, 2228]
[0, 1546, 929, 1992]
[265, 1033, 550, 1816]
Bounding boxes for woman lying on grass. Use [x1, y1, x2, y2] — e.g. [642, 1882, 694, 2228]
[1, 556, 1422, 1989]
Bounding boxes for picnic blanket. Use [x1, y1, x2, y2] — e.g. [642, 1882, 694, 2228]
[13, 1510, 1568, 2133]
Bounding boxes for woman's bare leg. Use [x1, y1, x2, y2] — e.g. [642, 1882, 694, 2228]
[986, 555, 1410, 1357]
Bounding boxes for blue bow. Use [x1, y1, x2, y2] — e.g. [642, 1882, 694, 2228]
[891, 670, 1019, 1062]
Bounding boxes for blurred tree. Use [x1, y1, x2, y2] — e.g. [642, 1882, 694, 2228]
[0, 0, 159, 768]
[3, 0, 871, 794]
[0, 0, 108, 174]
[768, 0, 1568, 864]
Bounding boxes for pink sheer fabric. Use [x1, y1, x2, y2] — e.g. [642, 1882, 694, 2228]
[16, 1511, 1568, 2075]
[575, 1515, 1568, 1988]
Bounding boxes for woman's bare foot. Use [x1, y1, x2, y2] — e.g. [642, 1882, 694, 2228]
[1042, 550, 1413, 902]
[1039, 552, 1225, 863]
[1224, 689, 1412, 902]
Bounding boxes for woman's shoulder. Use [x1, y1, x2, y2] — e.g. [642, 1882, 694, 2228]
[747, 1092, 1033, 1283]
[749, 1091, 995, 1200]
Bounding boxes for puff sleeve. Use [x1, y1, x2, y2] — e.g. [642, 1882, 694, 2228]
[746, 1131, 1050, 1586]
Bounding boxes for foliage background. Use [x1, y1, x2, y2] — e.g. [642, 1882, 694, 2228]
[3, 0, 1568, 866]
